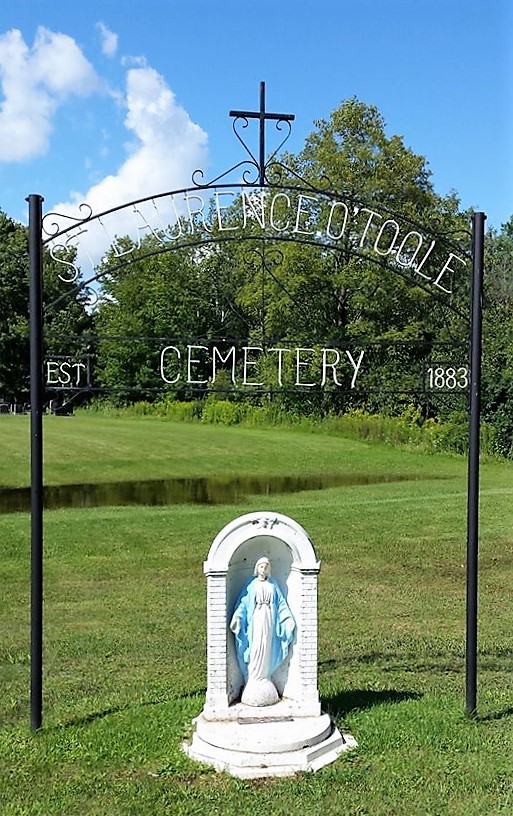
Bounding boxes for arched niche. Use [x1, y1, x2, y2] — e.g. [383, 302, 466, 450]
[203, 511, 321, 719]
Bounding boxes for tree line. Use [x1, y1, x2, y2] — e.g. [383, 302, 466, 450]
[1, 99, 512, 454]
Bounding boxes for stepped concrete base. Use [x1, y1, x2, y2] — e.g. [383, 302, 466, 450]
[183, 706, 357, 779]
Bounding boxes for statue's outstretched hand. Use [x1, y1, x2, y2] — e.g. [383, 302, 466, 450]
[230, 615, 241, 635]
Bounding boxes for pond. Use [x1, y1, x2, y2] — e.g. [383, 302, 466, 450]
[0, 472, 429, 514]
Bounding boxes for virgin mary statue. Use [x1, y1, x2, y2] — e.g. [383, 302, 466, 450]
[230, 557, 295, 706]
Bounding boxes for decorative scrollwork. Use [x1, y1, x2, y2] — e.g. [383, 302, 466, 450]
[263, 161, 289, 187]
[231, 115, 259, 167]
[83, 286, 100, 308]
[193, 82, 297, 190]
[427, 214, 473, 254]
[240, 162, 261, 186]
[191, 159, 260, 189]
[264, 160, 322, 192]
[265, 117, 294, 166]
[42, 202, 93, 241]
[241, 244, 284, 273]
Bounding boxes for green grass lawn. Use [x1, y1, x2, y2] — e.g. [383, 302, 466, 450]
[0, 412, 470, 487]
[1, 415, 513, 814]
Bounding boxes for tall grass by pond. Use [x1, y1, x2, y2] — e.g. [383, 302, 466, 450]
[84, 397, 497, 457]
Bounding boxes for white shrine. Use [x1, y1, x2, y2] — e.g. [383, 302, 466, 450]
[183, 511, 357, 778]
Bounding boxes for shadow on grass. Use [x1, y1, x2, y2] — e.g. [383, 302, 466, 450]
[50, 700, 162, 730]
[51, 688, 207, 730]
[176, 687, 207, 699]
[322, 688, 422, 718]
[50, 687, 416, 730]
[477, 706, 513, 722]
[319, 655, 469, 683]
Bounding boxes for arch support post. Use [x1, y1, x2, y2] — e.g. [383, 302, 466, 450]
[466, 211, 486, 718]
[28, 194, 44, 730]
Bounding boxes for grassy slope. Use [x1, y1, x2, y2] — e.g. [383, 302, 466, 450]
[0, 413, 471, 487]
[1, 415, 513, 815]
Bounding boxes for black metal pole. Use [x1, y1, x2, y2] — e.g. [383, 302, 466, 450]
[259, 81, 266, 186]
[466, 211, 486, 717]
[28, 194, 44, 730]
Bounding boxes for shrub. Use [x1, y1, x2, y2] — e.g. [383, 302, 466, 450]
[81, 399, 499, 458]
[201, 400, 243, 425]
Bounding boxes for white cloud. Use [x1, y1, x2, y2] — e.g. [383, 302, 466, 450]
[96, 22, 118, 58]
[0, 27, 99, 161]
[121, 55, 148, 68]
[48, 65, 209, 276]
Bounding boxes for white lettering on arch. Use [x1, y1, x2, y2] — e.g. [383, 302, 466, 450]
[395, 231, 424, 268]
[433, 252, 467, 294]
[242, 191, 266, 229]
[215, 191, 238, 232]
[242, 347, 264, 386]
[187, 345, 209, 384]
[184, 193, 211, 234]
[293, 194, 318, 236]
[269, 192, 291, 232]
[160, 346, 181, 384]
[212, 346, 237, 384]
[326, 201, 349, 241]
[321, 348, 342, 386]
[374, 219, 400, 256]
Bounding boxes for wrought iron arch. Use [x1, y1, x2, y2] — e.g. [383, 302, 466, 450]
[27, 82, 485, 730]
[41, 181, 471, 315]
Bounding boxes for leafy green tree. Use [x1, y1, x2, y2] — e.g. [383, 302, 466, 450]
[91, 98, 473, 417]
[93, 234, 250, 396]
[482, 217, 513, 456]
[281, 97, 470, 329]
[0, 210, 89, 404]
[0, 212, 30, 402]
[248, 99, 470, 412]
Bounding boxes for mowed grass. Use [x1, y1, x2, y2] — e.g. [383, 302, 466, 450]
[1, 414, 513, 815]
[0, 412, 467, 487]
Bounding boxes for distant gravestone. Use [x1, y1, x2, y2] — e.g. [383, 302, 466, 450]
[183, 511, 357, 778]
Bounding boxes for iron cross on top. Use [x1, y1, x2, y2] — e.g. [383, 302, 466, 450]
[229, 81, 295, 186]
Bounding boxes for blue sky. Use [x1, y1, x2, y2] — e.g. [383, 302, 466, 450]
[0, 0, 511, 259]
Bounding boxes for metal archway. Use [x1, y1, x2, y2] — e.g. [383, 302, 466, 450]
[27, 82, 485, 729]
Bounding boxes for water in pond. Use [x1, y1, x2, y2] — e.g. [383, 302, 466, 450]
[0, 472, 428, 514]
